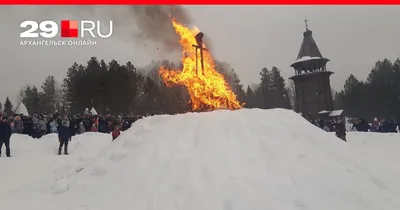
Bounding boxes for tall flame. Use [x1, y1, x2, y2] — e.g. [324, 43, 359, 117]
[159, 19, 243, 111]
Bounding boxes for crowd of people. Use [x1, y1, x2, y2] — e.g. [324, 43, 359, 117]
[0, 108, 143, 156]
[311, 116, 400, 142]
[314, 117, 399, 133]
[350, 117, 399, 133]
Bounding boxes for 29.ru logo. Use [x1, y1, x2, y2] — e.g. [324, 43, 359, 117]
[20, 20, 113, 39]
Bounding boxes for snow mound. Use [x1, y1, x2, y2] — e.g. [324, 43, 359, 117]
[0, 132, 112, 210]
[36, 108, 399, 210]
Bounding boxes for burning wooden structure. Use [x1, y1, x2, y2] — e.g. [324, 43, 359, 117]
[192, 32, 207, 76]
[159, 19, 242, 111]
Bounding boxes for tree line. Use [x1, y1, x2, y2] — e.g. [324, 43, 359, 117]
[334, 58, 400, 121]
[0, 57, 290, 116]
[1, 56, 398, 120]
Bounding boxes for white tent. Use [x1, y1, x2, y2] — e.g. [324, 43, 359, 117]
[329, 109, 344, 117]
[15, 102, 29, 116]
[318, 110, 330, 114]
[90, 107, 98, 115]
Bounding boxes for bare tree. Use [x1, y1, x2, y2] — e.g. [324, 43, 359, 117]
[250, 83, 259, 92]
[287, 80, 296, 110]
[54, 81, 64, 112]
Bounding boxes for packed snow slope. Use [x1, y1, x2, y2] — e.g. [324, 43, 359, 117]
[50, 108, 399, 210]
[2, 108, 400, 210]
[0, 132, 112, 210]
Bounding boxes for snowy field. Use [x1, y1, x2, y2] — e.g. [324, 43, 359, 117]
[1, 108, 399, 210]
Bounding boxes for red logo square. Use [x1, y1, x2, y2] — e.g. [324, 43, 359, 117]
[61, 20, 78, 38]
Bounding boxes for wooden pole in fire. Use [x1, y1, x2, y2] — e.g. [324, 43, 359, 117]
[200, 46, 204, 74]
[192, 32, 207, 76]
[195, 48, 198, 75]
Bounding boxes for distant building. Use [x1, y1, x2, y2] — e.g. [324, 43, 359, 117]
[289, 21, 334, 119]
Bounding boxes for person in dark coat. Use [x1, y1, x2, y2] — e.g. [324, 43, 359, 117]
[83, 116, 92, 132]
[318, 119, 325, 129]
[356, 118, 370, 132]
[327, 119, 334, 131]
[0, 116, 12, 157]
[335, 118, 347, 142]
[69, 116, 79, 136]
[122, 119, 131, 131]
[379, 119, 390, 133]
[387, 118, 397, 133]
[98, 116, 108, 133]
[58, 121, 72, 155]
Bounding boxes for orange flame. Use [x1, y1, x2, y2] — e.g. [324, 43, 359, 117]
[159, 19, 243, 111]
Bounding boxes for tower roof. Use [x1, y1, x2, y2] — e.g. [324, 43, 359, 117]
[296, 29, 323, 60]
[290, 25, 329, 71]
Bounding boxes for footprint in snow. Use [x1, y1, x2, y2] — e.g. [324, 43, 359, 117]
[91, 166, 108, 176]
[371, 177, 388, 191]
[109, 152, 127, 161]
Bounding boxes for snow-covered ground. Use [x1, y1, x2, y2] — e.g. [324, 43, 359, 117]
[1, 108, 399, 210]
[0, 132, 112, 210]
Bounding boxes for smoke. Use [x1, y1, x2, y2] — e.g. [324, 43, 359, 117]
[113, 6, 213, 53]
[128, 6, 191, 52]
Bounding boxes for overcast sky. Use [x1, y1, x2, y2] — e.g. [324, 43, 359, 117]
[1, 6, 399, 104]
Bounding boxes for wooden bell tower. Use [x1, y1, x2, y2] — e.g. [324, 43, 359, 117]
[289, 20, 334, 118]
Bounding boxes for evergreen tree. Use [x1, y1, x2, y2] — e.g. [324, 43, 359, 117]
[84, 57, 103, 112]
[333, 91, 344, 110]
[140, 77, 162, 115]
[229, 71, 246, 104]
[340, 74, 367, 118]
[366, 59, 399, 119]
[0, 102, 2, 112]
[256, 67, 272, 109]
[244, 86, 256, 108]
[4, 97, 13, 115]
[22, 86, 42, 114]
[269, 66, 291, 109]
[40, 75, 57, 113]
[63, 62, 81, 112]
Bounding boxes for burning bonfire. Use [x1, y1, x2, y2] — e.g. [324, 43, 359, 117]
[159, 19, 243, 111]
